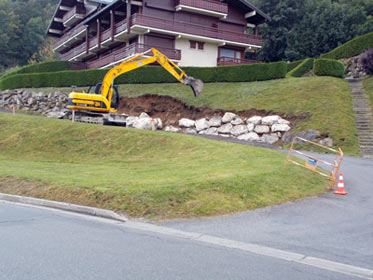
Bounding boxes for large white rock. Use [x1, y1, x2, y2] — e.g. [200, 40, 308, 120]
[164, 125, 180, 133]
[179, 118, 195, 128]
[254, 125, 270, 134]
[222, 112, 236, 123]
[231, 125, 248, 136]
[272, 123, 291, 132]
[47, 111, 65, 119]
[208, 116, 222, 127]
[247, 123, 255, 132]
[278, 118, 290, 125]
[217, 123, 233, 134]
[238, 132, 260, 141]
[204, 127, 218, 135]
[262, 115, 281, 125]
[184, 128, 197, 134]
[126, 116, 139, 128]
[139, 112, 150, 119]
[154, 118, 163, 129]
[195, 118, 209, 131]
[262, 134, 279, 144]
[231, 117, 244, 125]
[247, 116, 262, 125]
[133, 117, 153, 130]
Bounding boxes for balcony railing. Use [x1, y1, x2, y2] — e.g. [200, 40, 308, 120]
[60, 42, 87, 61]
[63, 5, 86, 25]
[217, 57, 259, 66]
[175, 0, 228, 15]
[132, 14, 262, 46]
[53, 24, 86, 50]
[86, 43, 181, 69]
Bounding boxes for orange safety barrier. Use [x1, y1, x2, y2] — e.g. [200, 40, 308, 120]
[285, 136, 344, 190]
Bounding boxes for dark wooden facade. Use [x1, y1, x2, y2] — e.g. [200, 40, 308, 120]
[47, 0, 269, 68]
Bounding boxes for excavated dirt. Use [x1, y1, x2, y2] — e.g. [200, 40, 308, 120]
[117, 94, 310, 127]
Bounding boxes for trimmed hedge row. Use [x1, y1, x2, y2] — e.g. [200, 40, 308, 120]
[287, 58, 314, 78]
[321, 32, 373, 60]
[0, 62, 287, 90]
[286, 60, 304, 73]
[313, 59, 345, 78]
[1, 61, 71, 81]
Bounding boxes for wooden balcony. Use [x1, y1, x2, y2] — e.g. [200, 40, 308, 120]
[53, 24, 86, 52]
[175, 0, 228, 18]
[60, 42, 89, 61]
[217, 57, 259, 66]
[63, 5, 86, 27]
[131, 14, 262, 47]
[86, 43, 182, 69]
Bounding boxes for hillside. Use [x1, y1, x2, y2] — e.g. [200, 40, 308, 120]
[0, 112, 328, 219]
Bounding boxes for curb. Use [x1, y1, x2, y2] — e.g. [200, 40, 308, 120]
[0, 193, 127, 222]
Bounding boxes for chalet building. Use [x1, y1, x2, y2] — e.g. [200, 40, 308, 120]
[47, 0, 270, 69]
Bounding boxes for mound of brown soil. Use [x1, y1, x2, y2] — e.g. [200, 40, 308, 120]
[117, 94, 309, 127]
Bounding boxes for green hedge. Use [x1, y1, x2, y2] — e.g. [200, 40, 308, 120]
[0, 62, 287, 90]
[313, 59, 345, 78]
[0, 61, 71, 81]
[287, 58, 314, 78]
[321, 32, 373, 60]
[286, 60, 304, 73]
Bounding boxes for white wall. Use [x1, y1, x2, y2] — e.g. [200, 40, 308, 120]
[175, 38, 218, 67]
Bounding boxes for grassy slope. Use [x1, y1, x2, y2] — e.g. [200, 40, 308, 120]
[363, 76, 373, 111]
[0, 112, 328, 220]
[116, 77, 358, 155]
[26, 77, 358, 155]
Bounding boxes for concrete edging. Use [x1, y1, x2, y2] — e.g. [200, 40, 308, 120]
[0, 193, 127, 222]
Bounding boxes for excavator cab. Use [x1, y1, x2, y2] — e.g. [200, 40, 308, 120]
[88, 83, 120, 109]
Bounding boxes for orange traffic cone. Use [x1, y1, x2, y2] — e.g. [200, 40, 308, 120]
[334, 173, 348, 195]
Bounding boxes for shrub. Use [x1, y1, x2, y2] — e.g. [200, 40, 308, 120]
[360, 48, 373, 75]
[287, 60, 304, 73]
[313, 59, 345, 78]
[0, 61, 71, 81]
[287, 58, 314, 78]
[0, 62, 287, 90]
[321, 32, 373, 60]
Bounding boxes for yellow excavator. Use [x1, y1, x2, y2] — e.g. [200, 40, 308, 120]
[67, 48, 203, 125]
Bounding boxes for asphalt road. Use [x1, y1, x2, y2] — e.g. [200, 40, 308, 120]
[0, 202, 366, 280]
[165, 154, 373, 270]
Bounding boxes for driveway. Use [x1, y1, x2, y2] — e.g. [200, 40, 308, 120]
[165, 154, 373, 270]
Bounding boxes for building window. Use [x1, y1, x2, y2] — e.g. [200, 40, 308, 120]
[220, 48, 242, 60]
[190, 40, 204, 50]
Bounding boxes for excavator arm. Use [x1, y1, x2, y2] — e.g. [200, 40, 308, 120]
[100, 48, 203, 103]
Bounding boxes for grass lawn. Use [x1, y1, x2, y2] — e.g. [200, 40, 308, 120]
[363, 76, 373, 111]
[0, 112, 328, 220]
[25, 77, 359, 155]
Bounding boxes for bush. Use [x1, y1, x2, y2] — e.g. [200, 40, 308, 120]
[0, 61, 71, 80]
[321, 32, 373, 60]
[287, 60, 304, 73]
[0, 62, 287, 90]
[360, 48, 373, 75]
[313, 59, 345, 78]
[287, 58, 314, 78]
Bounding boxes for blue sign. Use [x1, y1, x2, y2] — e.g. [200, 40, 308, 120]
[308, 158, 317, 166]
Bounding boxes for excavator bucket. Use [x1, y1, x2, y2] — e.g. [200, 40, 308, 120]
[184, 77, 203, 98]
